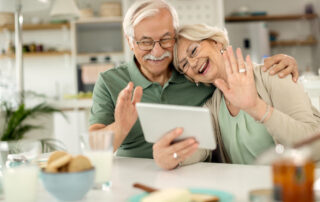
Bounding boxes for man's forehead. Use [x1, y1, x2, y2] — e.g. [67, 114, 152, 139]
[133, 8, 175, 39]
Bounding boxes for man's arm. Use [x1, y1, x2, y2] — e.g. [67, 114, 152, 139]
[89, 82, 143, 152]
[263, 54, 299, 82]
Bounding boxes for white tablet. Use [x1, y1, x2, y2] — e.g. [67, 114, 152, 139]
[136, 103, 216, 150]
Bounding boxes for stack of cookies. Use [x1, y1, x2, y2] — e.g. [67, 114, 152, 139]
[45, 151, 93, 173]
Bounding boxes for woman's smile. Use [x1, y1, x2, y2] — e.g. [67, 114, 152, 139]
[198, 58, 210, 75]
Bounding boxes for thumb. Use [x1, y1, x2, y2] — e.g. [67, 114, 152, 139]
[158, 128, 183, 147]
[214, 79, 229, 94]
[132, 86, 143, 104]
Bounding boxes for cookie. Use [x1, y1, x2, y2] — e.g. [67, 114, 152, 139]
[45, 165, 58, 173]
[58, 164, 69, 172]
[46, 154, 72, 173]
[47, 151, 68, 165]
[67, 155, 92, 172]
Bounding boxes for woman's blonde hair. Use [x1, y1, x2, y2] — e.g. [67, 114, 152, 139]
[173, 23, 229, 77]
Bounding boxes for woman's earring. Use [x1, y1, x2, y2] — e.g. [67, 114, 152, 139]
[220, 49, 224, 55]
[196, 82, 199, 87]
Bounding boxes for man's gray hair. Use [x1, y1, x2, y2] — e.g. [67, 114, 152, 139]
[123, 0, 179, 46]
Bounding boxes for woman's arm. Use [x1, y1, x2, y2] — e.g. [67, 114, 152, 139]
[257, 67, 320, 145]
[215, 47, 320, 146]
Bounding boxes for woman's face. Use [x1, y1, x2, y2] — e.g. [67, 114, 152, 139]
[177, 37, 225, 84]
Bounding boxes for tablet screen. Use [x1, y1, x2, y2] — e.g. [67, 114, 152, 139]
[136, 103, 216, 150]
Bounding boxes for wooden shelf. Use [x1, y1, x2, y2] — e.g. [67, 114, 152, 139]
[0, 23, 70, 32]
[225, 14, 318, 22]
[75, 16, 123, 24]
[270, 39, 317, 47]
[0, 51, 71, 59]
[77, 52, 123, 57]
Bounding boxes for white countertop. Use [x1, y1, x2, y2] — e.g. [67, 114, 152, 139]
[1, 157, 315, 202]
[3, 157, 320, 202]
[33, 157, 282, 202]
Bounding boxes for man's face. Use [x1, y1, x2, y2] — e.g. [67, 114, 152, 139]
[131, 8, 175, 79]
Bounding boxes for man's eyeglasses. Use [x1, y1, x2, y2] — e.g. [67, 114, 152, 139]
[136, 37, 176, 51]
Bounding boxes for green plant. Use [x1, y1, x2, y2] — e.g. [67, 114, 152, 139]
[0, 101, 66, 141]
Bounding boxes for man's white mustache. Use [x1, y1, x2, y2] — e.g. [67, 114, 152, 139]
[143, 51, 171, 61]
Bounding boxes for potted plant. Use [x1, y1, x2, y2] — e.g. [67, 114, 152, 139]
[0, 99, 67, 167]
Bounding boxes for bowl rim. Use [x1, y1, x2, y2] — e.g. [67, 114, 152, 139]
[41, 167, 95, 175]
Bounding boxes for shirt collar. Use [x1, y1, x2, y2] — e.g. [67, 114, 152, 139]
[128, 56, 186, 89]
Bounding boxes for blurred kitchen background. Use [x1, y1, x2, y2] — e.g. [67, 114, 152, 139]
[0, 0, 319, 154]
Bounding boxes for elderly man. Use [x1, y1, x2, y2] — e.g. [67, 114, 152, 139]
[89, 0, 298, 169]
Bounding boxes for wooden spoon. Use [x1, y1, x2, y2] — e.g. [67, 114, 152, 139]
[133, 183, 219, 202]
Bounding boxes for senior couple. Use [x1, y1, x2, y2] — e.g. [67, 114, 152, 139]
[89, 0, 320, 170]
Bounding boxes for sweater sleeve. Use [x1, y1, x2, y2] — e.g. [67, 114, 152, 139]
[181, 149, 211, 166]
[260, 69, 320, 146]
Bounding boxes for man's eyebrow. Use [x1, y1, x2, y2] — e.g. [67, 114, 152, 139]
[161, 32, 172, 37]
[138, 32, 173, 41]
[139, 36, 153, 40]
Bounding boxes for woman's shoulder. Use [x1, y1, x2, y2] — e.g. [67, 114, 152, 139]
[252, 63, 297, 91]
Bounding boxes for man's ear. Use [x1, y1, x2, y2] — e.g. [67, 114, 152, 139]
[125, 35, 134, 51]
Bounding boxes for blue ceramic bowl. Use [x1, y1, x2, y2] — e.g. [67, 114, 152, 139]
[40, 168, 95, 201]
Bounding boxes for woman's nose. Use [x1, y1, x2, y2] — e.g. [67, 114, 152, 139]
[188, 57, 198, 69]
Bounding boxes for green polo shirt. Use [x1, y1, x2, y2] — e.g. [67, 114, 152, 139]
[89, 57, 215, 158]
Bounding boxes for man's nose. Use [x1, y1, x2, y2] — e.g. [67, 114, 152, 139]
[150, 42, 166, 57]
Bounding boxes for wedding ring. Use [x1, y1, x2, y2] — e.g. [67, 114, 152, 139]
[239, 68, 246, 73]
[173, 152, 179, 160]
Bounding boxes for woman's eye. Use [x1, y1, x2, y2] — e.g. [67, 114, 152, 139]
[183, 62, 187, 68]
[191, 47, 197, 56]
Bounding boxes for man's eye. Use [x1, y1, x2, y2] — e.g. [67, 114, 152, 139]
[161, 38, 171, 42]
[141, 41, 153, 46]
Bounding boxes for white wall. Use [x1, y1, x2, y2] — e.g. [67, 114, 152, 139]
[224, 0, 320, 74]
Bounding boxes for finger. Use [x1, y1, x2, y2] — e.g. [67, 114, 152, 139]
[246, 55, 254, 80]
[223, 52, 232, 75]
[118, 83, 132, 103]
[132, 86, 143, 104]
[127, 82, 134, 99]
[157, 128, 183, 147]
[117, 88, 129, 106]
[269, 60, 287, 75]
[263, 54, 284, 71]
[176, 143, 199, 162]
[170, 138, 196, 154]
[236, 48, 246, 75]
[227, 46, 238, 74]
[278, 67, 292, 79]
[214, 79, 229, 95]
[292, 69, 299, 83]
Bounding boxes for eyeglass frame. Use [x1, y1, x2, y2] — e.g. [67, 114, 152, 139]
[178, 41, 203, 74]
[135, 37, 176, 51]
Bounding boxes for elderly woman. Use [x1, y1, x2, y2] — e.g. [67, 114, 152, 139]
[171, 24, 320, 164]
